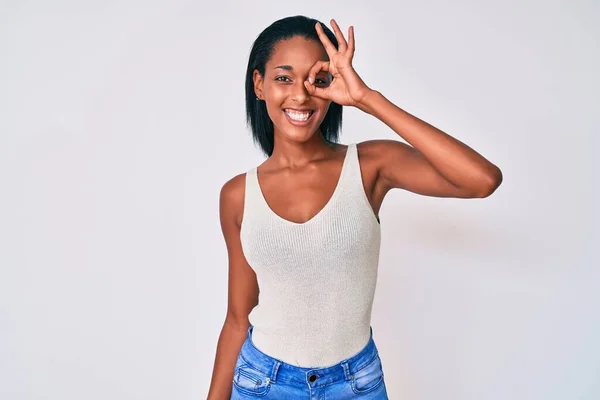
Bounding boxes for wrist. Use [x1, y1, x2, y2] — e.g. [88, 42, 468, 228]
[356, 89, 380, 115]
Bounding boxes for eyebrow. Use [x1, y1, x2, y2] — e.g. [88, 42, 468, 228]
[272, 64, 328, 75]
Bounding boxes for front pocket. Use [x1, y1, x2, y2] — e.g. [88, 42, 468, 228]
[232, 364, 272, 396]
[350, 353, 385, 394]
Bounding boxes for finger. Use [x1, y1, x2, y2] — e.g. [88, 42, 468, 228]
[304, 61, 330, 97]
[347, 25, 355, 58]
[304, 79, 329, 99]
[330, 19, 347, 53]
[307, 60, 330, 84]
[315, 22, 337, 58]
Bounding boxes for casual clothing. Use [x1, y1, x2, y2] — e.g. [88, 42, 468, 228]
[231, 325, 388, 399]
[239, 143, 382, 367]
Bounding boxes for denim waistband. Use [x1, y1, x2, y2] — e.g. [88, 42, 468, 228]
[238, 325, 379, 386]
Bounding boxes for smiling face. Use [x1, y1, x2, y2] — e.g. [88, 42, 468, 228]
[253, 36, 332, 143]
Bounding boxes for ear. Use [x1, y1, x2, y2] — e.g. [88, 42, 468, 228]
[253, 69, 264, 100]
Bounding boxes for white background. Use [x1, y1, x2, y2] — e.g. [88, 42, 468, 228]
[1, 0, 598, 399]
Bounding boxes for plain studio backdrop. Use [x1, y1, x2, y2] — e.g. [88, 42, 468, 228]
[1, 0, 598, 399]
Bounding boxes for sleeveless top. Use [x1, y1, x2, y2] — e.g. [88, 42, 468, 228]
[239, 142, 381, 367]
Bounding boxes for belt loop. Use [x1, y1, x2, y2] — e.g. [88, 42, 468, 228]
[270, 360, 281, 383]
[341, 361, 352, 381]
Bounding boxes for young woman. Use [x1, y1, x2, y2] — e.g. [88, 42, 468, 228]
[208, 15, 502, 400]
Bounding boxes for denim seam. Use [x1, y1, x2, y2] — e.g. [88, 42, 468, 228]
[352, 350, 379, 374]
[351, 374, 384, 395]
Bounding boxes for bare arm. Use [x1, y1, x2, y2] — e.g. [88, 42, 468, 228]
[207, 173, 259, 400]
[357, 91, 503, 198]
[307, 20, 502, 199]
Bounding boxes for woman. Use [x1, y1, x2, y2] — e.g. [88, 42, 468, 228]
[208, 15, 502, 399]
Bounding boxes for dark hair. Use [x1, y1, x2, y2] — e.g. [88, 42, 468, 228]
[245, 15, 343, 157]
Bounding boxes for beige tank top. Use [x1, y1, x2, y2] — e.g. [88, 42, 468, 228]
[240, 142, 381, 367]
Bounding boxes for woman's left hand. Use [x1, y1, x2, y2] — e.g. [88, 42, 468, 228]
[305, 19, 373, 107]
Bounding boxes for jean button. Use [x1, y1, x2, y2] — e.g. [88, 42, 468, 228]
[308, 374, 318, 382]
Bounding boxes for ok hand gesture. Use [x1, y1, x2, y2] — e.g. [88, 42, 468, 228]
[304, 19, 372, 107]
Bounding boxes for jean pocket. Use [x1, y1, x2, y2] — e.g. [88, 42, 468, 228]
[350, 352, 385, 394]
[232, 363, 272, 397]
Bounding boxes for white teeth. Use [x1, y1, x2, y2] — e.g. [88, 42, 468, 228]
[285, 109, 312, 121]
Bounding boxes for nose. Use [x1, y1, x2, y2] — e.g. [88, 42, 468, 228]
[291, 78, 310, 104]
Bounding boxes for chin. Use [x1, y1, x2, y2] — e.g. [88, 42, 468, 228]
[280, 128, 319, 142]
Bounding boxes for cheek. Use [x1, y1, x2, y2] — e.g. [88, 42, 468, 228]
[266, 85, 287, 102]
[265, 104, 283, 123]
[264, 86, 287, 116]
[264, 101, 286, 125]
[316, 101, 332, 117]
[320, 101, 332, 112]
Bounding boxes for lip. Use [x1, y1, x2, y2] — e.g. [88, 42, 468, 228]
[284, 107, 313, 111]
[283, 108, 314, 127]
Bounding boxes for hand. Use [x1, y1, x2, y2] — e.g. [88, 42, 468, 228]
[304, 19, 372, 107]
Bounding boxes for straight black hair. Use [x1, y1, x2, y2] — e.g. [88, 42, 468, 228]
[245, 15, 343, 157]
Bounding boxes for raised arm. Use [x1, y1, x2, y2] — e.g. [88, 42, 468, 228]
[207, 173, 259, 400]
[305, 19, 503, 199]
[356, 95, 502, 198]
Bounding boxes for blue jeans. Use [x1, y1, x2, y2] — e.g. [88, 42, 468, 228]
[231, 325, 389, 399]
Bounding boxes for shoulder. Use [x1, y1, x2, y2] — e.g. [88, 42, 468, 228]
[355, 139, 418, 195]
[219, 171, 248, 228]
[355, 139, 403, 167]
[356, 139, 414, 169]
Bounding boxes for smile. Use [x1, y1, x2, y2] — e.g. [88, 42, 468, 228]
[283, 108, 314, 126]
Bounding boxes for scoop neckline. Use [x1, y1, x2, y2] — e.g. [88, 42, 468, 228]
[254, 143, 353, 226]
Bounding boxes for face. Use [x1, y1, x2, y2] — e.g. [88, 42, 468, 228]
[253, 36, 332, 143]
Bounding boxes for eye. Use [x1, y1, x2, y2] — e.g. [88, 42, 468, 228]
[315, 76, 331, 86]
[275, 76, 292, 82]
